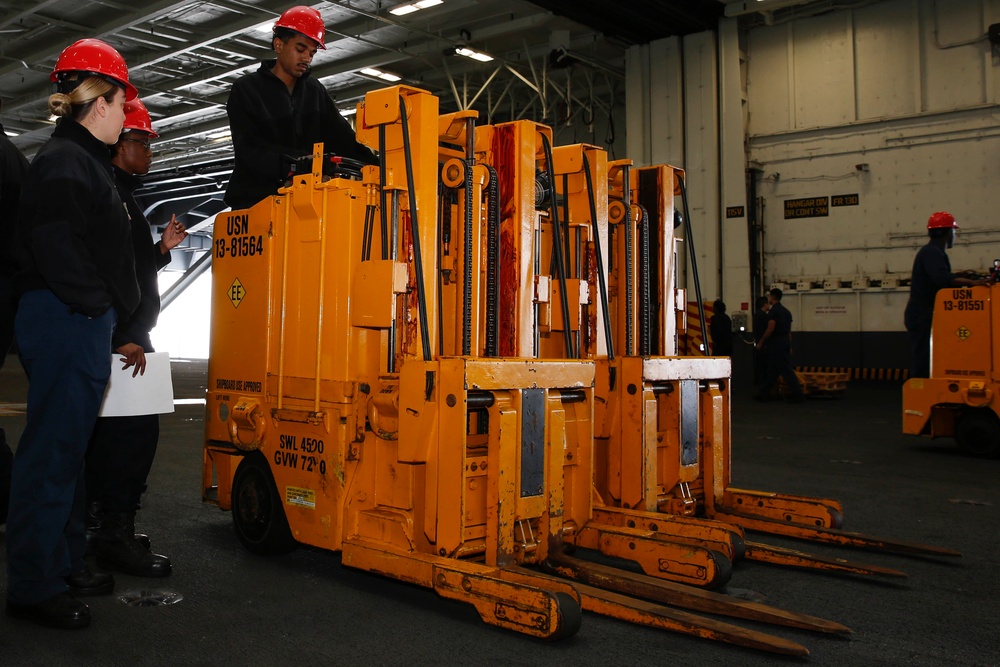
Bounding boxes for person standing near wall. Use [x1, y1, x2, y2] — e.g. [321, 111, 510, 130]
[709, 299, 733, 356]
[6, 39, 140, 629]
[754, 288, 803, 402]
[904, 211, 987, 379]
[85, 99, 186, 578]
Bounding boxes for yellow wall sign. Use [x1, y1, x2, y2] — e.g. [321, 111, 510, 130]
[228, 278, 246, 308]
[784, 196, 829, 219]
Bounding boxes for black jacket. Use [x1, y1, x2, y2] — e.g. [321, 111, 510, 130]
[13, 119, 139, 320]
[709, 312, 733, 356]
[904, 241, 952, 331]
[767, 301, 793, 339]
[113, 166, 170, 350]
[224, 60, 377, 210]
[0, 124, 29, 278]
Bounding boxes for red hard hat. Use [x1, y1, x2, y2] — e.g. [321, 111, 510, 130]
[50, 38, 138, 101]
[274, 6, 326, 49]
[122, 99, 158, 138]
[927, 211, 958, 230]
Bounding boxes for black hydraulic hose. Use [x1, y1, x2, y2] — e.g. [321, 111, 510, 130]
[398, 95, 433, 362]
[378, 125, 389, 260]
[677, 174, 709, 356]
[462, 118, 475, 356]
[581, 153, 614, 362]
[362, 204, 375, 261]
[485, 164, 500, 357]
[541, 134, 576, 358]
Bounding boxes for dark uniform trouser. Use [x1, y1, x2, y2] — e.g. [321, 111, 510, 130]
[907, 322, 931, 379]
[86, 413, 159, 513]
[0, 275, 15, 524]
[758, 336, 803, 397]
[6, 289, 115, 605]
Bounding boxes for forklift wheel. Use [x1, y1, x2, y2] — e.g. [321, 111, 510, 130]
[955, 409, 1000, 458]
[232, 453, 297, 555]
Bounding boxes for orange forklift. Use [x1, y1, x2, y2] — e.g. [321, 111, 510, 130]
[903, 282, 1000, 457]
[202, 85, 955, 656]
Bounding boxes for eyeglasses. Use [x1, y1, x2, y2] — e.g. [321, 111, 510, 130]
[122, 137, 152, 151]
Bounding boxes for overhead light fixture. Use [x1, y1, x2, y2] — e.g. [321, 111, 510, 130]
[48, 114, 58, 122]
[207, 129, 232, 140]
[360, 67, 401, 82]
[340, 106, 357, 116]
[454, 46, 493, 62]
[5, 130, 18, 137]
[390, 0, 443, 16]
[256, 21, 274, 33]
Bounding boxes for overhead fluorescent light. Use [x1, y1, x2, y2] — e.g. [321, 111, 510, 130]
[454, 47, 493, 62]
[207, 129, 232, 140]
[256, 21, 273, 33]
[4, 130, 18, 137]
[360, 67, 401, 82]
[390, 0, 443, 16]
[340, 107, 357, 116]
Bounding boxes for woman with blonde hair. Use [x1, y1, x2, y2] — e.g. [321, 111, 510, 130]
[6, 38, 140, 629]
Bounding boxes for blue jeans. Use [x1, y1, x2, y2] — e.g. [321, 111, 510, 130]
[6, 290, 115, 604]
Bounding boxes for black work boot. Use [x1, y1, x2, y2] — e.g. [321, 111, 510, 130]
[97, 512, 172, 578]
[87, 502, 150, 555]
[85, 501, 105, 556]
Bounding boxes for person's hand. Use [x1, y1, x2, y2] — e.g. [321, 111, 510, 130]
[159, 215, 188, 253]
[116, 343, 147, 377]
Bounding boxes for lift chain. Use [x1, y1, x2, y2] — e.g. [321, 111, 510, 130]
[485, 165, 500, 357]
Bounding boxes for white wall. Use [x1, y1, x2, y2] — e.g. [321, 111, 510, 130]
[749, 0, 1000, 333]
[628, 0, 1000, 334]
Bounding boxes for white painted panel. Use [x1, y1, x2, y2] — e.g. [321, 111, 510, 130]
[792, 12, 855, 128]
[746, 24, 792, 136]
[651, 38, 685, 167]
[860, 291, 910, 332]
[626, 43, 652, 165]
[854, 0, 919, 118]
[625, 37, 685, 167]
[682, 31, 721, 300]
[797, 292, 860, 332]
[719, 18, 752, 315]
[922, 0, 987, 110]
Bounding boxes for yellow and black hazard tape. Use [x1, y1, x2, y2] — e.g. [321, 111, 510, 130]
[795, 366, 909, 381]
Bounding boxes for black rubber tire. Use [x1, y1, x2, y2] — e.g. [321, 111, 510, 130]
[728, 530, 746, 561]
[231, 453, 297, 555]
[955, 409, 1000, 458]
[706, 549, 733, 590]
[547, 592, 583, 641]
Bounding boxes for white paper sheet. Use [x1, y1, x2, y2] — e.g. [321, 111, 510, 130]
[98, 352, 175, 417]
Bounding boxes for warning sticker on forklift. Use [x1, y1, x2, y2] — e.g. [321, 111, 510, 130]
[286, 485, 316, 509]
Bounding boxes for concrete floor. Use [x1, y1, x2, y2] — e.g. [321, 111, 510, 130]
[1, 357, 997, 666]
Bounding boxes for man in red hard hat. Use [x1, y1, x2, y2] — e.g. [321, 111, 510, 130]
[85, 98, 186, 580]
[224, 5, 376, 210]
[904, 211, 988, 378]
